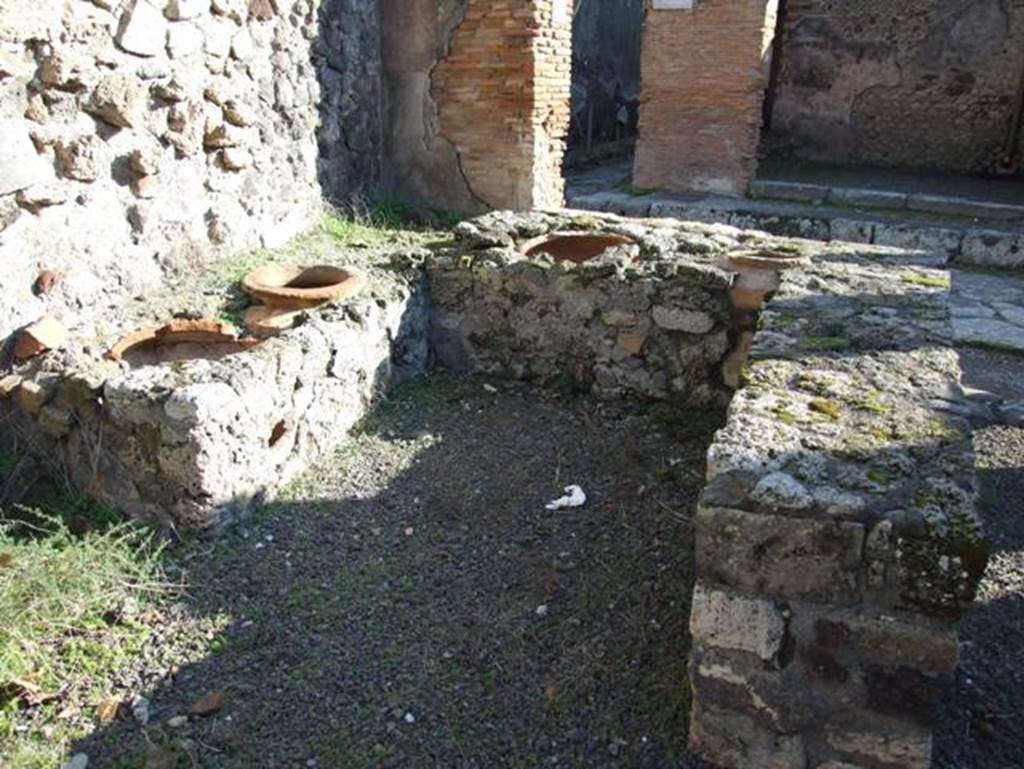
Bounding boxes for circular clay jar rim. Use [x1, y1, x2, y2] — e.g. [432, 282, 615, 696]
[242, 264, 366, 309]
[727, 248, 810, 271]
[520, 231, 640, 264]
[105, 319, 260, 363]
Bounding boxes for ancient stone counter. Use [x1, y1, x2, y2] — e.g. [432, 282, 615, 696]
[1, 258, 428, 532]
[428, 210, 738, 407]
[689, 249, 989, 768]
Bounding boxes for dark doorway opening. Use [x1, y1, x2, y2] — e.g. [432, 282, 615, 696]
[563, 0, 645, 198]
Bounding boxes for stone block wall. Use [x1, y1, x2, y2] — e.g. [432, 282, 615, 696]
[431, 0, 572, 211]
[769, 0, 1024, 175]
[0, 0, 381, 347]
[633, 0, 780, 196]
[1, 270, 428, 531]
[689, 252, 988, 768]
[428, 211, 736, 407]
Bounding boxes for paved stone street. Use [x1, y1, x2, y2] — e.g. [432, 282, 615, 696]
[951, 270, 1024, 354]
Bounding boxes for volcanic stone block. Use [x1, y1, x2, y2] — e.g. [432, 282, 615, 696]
[690, 701, 808, 769]
[696, 506, 866, 604]
[690, 583, 787, 662]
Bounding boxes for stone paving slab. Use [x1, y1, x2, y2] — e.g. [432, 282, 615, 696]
[950, 269, 1024, 353]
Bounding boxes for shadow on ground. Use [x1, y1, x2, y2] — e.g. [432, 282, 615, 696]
[934, 349, 1024, 768]
[69, 375, 720, 769]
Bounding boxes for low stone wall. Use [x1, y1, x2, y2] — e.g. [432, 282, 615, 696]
[428, 211, 737, 407]
[689, 249, 988, 768]
[1, 269, 428, 531]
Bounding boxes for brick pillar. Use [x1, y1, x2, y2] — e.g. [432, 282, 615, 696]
[634, 0, 779, 196]
[433, 0, 571, 211]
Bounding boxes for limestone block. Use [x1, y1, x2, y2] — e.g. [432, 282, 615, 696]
[652, 306, 715, 334]
[38, 51, 98, 91]
[872, 222, 963, 258]
[130, 146, 164, 176]
[0, 0, 63, 43]
[166, 0, 209, 20]
[615, 332, 645, 356]
[220, 147, 252, 170]
[203, 18, 234, 57]
[689, 583, 786, 662]
[203, 123, 255, 149]
[24, 94, 49, 123]
[117, 0, 168, 57]
[17, 183, 68, 210]
[231, 28, 254, 60]
[14, 316, 68, 360]
[788, 606, 957, 678]
[131, 175, 159, 198]
[0, 119, 55, 195]
[222, 100, 256, 126]
[211, 0, 247, 22]
[167, 22, 205, 58]
[166, 100, 205, 155]
[87, 74, 148, 128]
[55, 135, 106, 181]
[696, 507, 865, 604]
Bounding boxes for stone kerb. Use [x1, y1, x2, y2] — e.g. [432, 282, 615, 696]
[426, 210, 739, 407]
[689, 251, 989, 768]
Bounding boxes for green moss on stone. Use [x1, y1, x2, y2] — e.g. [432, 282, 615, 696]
[901, 272, 951, 290]
[803, 336, 850, 352]
[809, 399, 842, 420]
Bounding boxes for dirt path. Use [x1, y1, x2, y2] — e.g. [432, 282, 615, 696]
[73, 376, 718, 769]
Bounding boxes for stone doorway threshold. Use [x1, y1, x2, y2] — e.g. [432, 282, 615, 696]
[566, 165, 1024, 356]
[756, 158, 1024, 212]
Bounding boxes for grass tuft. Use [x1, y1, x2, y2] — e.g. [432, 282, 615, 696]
[0, 460, 172, 768]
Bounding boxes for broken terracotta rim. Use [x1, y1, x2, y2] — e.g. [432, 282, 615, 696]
[726, 248, 810, 272]
[106, 320, 261, 366]
[242, 264, 366, 309]
[244, 305, 303, 338]
[521, 232, 640, 264]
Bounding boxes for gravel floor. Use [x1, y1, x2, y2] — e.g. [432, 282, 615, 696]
[933, 349, 1024, 769]
[72, 375, 719, 769]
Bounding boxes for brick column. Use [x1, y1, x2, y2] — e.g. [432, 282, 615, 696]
[634, 0, 779, 196]
[433, 0, 571, 211]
